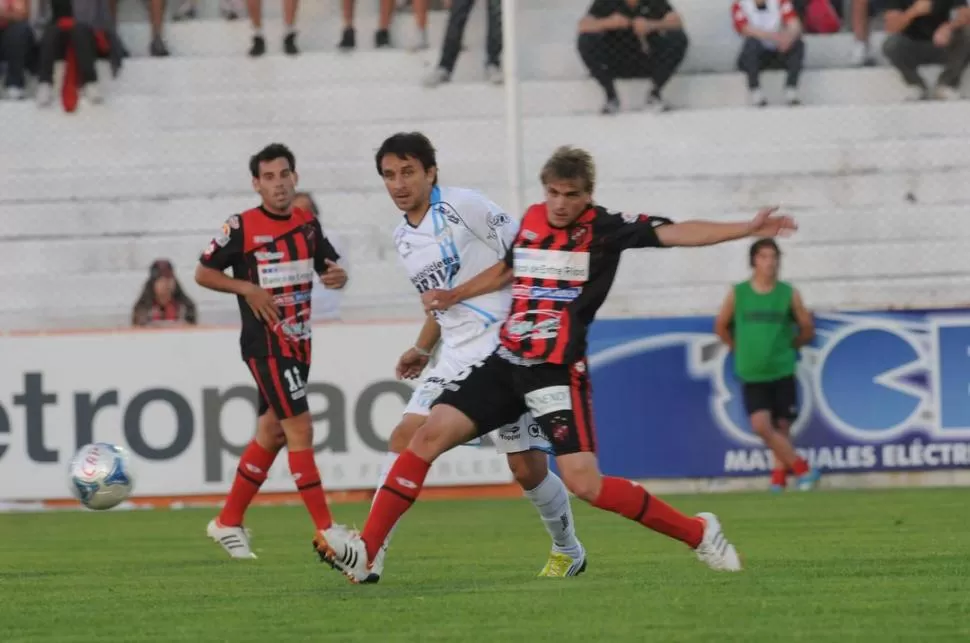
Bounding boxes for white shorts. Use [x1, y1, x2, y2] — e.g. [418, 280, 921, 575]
[404, 333, 553, 455]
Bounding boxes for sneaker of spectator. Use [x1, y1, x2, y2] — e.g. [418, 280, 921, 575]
[0, 0, 34, 100]
[249, 0, 299, 57]
[341, 0, 395, 50]
[577, 0, 688, 114]
[36, 0, 123, 110]
[850, 0, 885, 65]
[424, 0, 502, 87]
[881, 0, 970, 101]
[132, 259, 198, 327]
[732, 0, 805, 108]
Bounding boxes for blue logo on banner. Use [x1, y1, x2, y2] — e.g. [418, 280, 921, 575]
[586, 310, 970, 479]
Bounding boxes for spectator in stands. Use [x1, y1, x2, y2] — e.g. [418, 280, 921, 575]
[732, 0, 805, 107]
[132, 259, 198, 327]
[0, 0, 33, 100]
[851, 0, 885, 65]
[107, 0, 170, 56]
[577, 0, 689, 115]
[293, 192, 346, 321]
[172, 0, 243, 21]
[248, 0, 299, 56]
[340, 0, 395, 50]
[882, 0, 970, 101]
[423, 0, 502, 87]
[36, 0, 123, 107]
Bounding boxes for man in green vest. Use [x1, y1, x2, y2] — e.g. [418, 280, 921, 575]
[714, 239, 820, 492]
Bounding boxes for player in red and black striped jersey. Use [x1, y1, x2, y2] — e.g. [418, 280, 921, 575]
[319, 145, 798, 583]
[195, 143, 349, 560]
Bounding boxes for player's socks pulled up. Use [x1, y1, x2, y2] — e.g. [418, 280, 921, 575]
[523, 471, 584, 560]
[219, 440, 277, 526]
[288, 449, 333, 530]
[791, 457, 810, 476]
[593, 476, 704, 548]
[770, 467, 787, 488]
[361, 449, 430, 561]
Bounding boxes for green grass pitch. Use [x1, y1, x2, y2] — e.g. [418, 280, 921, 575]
[1, 488, 968, 642]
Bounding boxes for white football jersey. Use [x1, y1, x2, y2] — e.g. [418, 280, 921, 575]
[393, 186, 518, 349]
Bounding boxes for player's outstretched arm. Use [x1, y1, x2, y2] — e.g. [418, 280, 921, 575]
[421, 261, 513, 312]
[656, 207, 797, 247]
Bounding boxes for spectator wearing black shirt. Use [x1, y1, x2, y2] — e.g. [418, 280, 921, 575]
[882, 0, 970, 100]
[577, 0, 688, 114]
[0, 0, 33, 100]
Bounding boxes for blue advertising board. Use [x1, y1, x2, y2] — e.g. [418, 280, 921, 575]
[587, 309, 970, 479]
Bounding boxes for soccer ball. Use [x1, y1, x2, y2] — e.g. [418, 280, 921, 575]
[69, 443, 135, 510]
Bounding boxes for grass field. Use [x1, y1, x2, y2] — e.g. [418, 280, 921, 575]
[2, 488, 969, 642]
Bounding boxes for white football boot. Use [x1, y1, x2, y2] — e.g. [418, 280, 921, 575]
[207, 518, 257, 559]
[313, 524, 372, 584]
[694, 512, 742, 572]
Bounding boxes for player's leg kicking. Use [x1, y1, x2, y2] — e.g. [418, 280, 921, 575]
[318, 353, 741, 583]
[354, 370, 586, 582]
[209, 356, 343, 558]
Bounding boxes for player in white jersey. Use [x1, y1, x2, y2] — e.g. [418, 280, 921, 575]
[322, 132, 587, 583]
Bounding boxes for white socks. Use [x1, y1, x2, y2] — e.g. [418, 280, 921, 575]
[523, 471, 584, 560]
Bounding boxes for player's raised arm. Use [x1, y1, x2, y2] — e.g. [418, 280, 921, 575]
[421, 259, 513, 313]
[791, 288, 815, 348]
[714, 288, 736, 350]
[196, 215, 279, 324]
[656, 207, 797, 247]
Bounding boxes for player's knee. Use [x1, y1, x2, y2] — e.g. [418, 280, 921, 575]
[255, 414, 286, 451]
[506, 450, 548, 491]
[389, 415, 425, 453]
[558, 458, 602, 502]
[750, 413, 774, 439]
[408, 419, 451, 461]
[280, 413, 314, 450]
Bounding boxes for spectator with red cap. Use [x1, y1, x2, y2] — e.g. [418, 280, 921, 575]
[132, 259, 198, 327]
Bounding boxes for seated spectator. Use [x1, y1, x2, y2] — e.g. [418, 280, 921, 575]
[423, 0, 502, 86]
[340, 0, 395, 49]
[577, 0, 688, 114]
[882, 0, 970, 101]
[173, 0, 243, 21]
[248, 0, 300, 56]
[851, 0, 886, 65]
[36, 0, 125, 108]
[732, 0, 805, 107]
[293, 192, 346, 321]
[106, 0, 169, 56]
[0, 0, 34, 100]
[132, 259, 198, 327]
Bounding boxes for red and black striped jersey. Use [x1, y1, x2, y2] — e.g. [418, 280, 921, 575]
[199, 205, 340, 363]
[498, 203, 672, 365]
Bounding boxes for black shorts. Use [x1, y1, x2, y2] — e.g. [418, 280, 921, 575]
[742, 375, 798, 423]
[246, 356, 310, 419]
[433, 352, 596, 456]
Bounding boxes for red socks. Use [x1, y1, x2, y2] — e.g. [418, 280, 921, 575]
[592, 476, 704, 549]
[288, 449, 333, 531]
[792, 457, 810, 476]
[219, 440, 277, 527]
[361, 449, 430, 560]
[771, 468, 788, 487]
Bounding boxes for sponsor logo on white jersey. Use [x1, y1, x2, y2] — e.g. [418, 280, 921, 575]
[512, 284, 582, 302]
[257, 259, 314, 289]
[525, 385, 572, 417]
[513, 248, 590, 282]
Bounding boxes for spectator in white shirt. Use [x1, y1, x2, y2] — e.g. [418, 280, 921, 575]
[732, 0, 805, 107]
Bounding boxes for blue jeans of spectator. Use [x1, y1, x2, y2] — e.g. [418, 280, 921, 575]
[737, 36, 805, 90]
[0, 21, 35, 89]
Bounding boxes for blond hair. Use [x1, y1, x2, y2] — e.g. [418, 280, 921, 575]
[540, 146, 596, 193]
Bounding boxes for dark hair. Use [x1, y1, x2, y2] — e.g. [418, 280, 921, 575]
[540, 145, 596, 193]
[132, 268, 198, 326]
[375, 132, 438, 185]
[249, 143, 296, 178]
[749, 238, 781, 267]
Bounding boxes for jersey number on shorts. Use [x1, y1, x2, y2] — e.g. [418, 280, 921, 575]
[283, 367, 305, 394]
